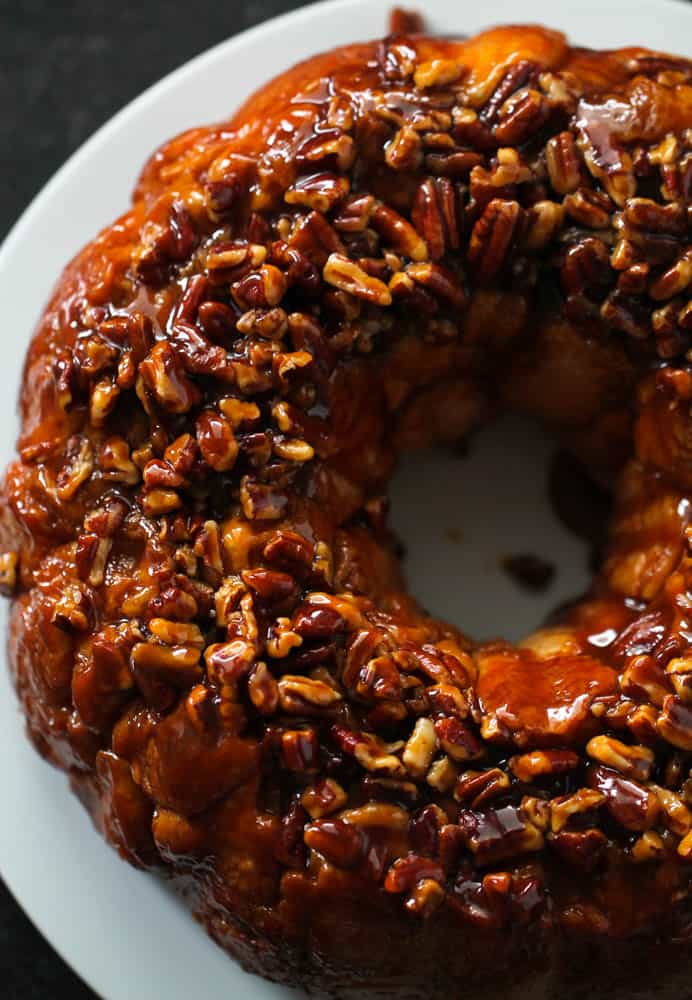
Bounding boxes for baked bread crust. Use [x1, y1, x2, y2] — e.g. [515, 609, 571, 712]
[2, 20, 692, 998]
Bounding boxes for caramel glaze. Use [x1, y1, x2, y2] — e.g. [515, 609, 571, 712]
[2, 22, 692, 998]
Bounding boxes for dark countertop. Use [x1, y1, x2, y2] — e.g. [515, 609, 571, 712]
[0, 4, 310, 995]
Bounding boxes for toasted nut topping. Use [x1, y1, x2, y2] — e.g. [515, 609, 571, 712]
[281, 728, 320, 771]
[657, 695, 692, 750]
[285, 173, 350, 213]
[405, 878, 445, 918]
[414, 59, 463, 89]
[403, 717, 439, 777]
[523, 200, 565, 251]
[652, 784, 692, 836]
[273, 438, 315, 463]
[323, 254, 392, 306]
[301, 778, 348, 819]
[247, 662, 279, 717]
[468, 199, 522, 284]
[278, 675, 343, 713]
[434, 716, 483, 762]
[550, 788, 605, 833]
[631, 830, 665, 863]
[371, 203, 428, 261]
[340, 803, 410, 830]
[51, 437, 94, 501]
[510, 750, 579, 783]
[426, 755, 458, 793]
[455, 767, 510, 807]
[678, 830, 692, 860]
[586, 735, 655, 782]
[0, 551, 18, 595]
[385, 127, 423, 172]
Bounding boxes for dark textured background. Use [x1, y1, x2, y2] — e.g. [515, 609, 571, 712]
[0, 3, 310, 995]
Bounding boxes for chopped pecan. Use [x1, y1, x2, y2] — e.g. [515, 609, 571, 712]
[459, 804, 544, 864]
[495, 88, 546, 145]
[467, 199, 522, 284]
[52, 436, 94, 501]
[402, 717, 439, 777]
[510, 749, 579, 783]
[414, 59, 463, 90]
[323, 254, 392, 306]
[278, 675, 342, 714]
[331, 723, 405, 776]
[405, 262, 466, 308]
[587, 765, 660, 831]
[550, 788, 605, 833]
[523, 200, 565, 251]
[301, 778, 348, 819]
[585, 735, 654, 782]
[247, 662, 279, 717]
[281, 728, 320, 771]
[631, 829, 665, 863]
[285, 173, 350, 213]
[658, 695, 692, 750]
[405, 878, 446, 917]
[563, 188, 612, 229]
[454, 767, 510, 807]
[652, 784, 692, 836]
[431, 715, 483, 762]
[304, 817, 365, 868]
[426, 755, 458, 793]
[550, 828, 607, 870]
[0, 551, 18, 595]
[411, 177, 460, 260]
[371, 203, 428, 261]
[240, 477, 288, 521]
[385, 127, 423, 172]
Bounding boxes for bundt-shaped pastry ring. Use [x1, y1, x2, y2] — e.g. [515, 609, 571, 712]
[3, 19, 692, 999]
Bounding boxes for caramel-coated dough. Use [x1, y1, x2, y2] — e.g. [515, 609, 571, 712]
[3, 21, 692, 999]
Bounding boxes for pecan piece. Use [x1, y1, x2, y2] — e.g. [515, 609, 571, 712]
[301, 778, 348, 820]
[454, 767, 510, 808]
[371, 203, 428, 261]
[585, 735, 654, 781]
[467, 199, 522, 284]
[414, 59, 463, 90]
[545, 131, 581, 194]
[658, 695, 692, 750]
[587, 765, 659, 831]
[285, 173, 350, 213]
[402, 717, 439, 777]
[278, 675, 342, 715]
[411, 177, 460, 261]
[139, 342, 199, 414]
[304, 817, 366, 868]
[388, 7, 425, 34]
[459, 804, 544, 864]
[0, 551, 18, 595]
[385, 126, 423, 172]
[510, 749, 579, 783]
[323, 254, 392, 306]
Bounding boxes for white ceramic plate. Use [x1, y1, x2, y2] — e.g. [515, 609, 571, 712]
[1, 1, 691, 997]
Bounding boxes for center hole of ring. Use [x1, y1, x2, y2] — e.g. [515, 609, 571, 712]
[388, 413, 609, 643]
